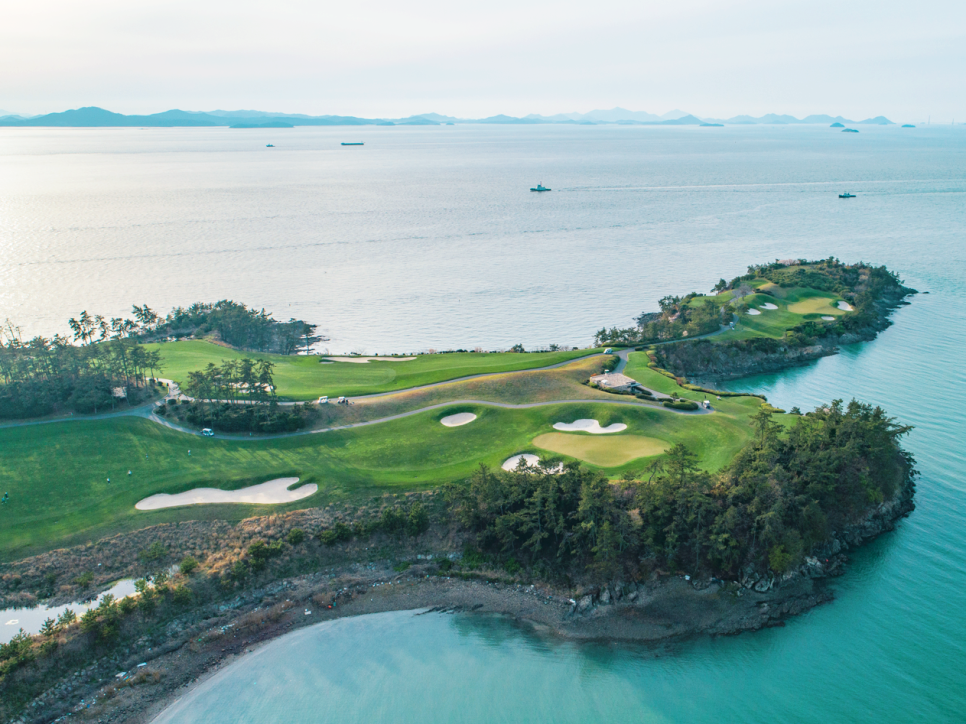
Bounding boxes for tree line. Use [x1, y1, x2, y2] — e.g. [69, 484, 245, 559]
[0, 318, 162, 419]
[595, 294, 722, 347]
[446, 400, 914, 581]
[134, 300, 323, 354]
[164, 358, 309, 433]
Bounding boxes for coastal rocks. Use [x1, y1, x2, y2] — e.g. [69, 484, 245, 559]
[569, 582, 636, 615]
[753, 576, 775, 593]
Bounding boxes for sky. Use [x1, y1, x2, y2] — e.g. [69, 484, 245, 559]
[1, 0, 964, 122]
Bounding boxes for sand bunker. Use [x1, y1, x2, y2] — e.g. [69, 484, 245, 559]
[441, 412, 477, 427]
[135, 477, 317, 511]
[822, 315, 836, 321]
[553, 419, 627, 434]
[746, 309, 761, 316]
[321, 356, 415, 363]
[501, 454, 563, 473]
[837, 301, 853, 311]
[760, 303, 778, 310]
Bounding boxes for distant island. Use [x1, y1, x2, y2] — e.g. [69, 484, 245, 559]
[0, 105, 899, 128]
[229, 121, 294, 129]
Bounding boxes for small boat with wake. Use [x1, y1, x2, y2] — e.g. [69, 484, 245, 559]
[530, 184, 551, 192]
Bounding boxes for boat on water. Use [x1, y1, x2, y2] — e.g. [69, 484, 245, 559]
[341, 142, 364, 146]
[839, 193, 856, 198]
[530, 184, 551, 192]
[266, 144, 274, 147]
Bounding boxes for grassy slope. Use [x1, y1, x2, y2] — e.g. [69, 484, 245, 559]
[147, 341, 599, 400]
[0, 391, 760, 558]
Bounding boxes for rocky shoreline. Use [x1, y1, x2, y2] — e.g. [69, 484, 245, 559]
[4, 474, 915, 724]
[656, 287, 916, 382]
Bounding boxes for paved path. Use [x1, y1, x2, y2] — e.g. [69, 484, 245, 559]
[142, 394, 713, 441]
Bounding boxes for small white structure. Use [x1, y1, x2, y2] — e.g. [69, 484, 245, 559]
[589, 372, 637, 392]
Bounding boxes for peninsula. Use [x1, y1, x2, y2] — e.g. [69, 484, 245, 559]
[0, 258, 917, 723]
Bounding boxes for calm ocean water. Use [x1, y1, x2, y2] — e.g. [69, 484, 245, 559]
[3, 125, 965, 721]
[1, 124, 963, 352]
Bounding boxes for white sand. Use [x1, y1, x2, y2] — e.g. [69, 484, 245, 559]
[553, 419, 627, 434]
[746, 309, 761, 316]
[501, 454, 564, 473]
[321, 356, 415, 363]
[760, 303, 778, 310]
[822, 315, 836, 321]
[441, 412, 477, 427]
[135, 477, 317, 511]
[837, 301, 854, 311]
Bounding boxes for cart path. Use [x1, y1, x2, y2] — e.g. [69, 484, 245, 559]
[0, 331, 737, 436]
[138, 394, 713, 441]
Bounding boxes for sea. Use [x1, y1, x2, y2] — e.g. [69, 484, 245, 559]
[2, 124, 965, 722]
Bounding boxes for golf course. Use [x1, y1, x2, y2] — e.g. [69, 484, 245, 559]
[2, 259, 905, 561]
[0, 350, 769, 559]
[145, 341, 600, 400]
[689, 280, 852, 342]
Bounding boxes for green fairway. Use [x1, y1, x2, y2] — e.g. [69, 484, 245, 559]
[700, 286, 850, 342]
[0, 392, 763, 558]
[147, 341, 600, 400]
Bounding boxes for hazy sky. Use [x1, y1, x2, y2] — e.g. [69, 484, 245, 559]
[2, 0, 963, 121]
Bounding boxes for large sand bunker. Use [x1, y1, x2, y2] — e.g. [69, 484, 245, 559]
[441, 412, 477, 427]
[321, 356, 415, 363]
[553, 419, 627, 434]
[837, 301, 854, 311]
[746, 309, 761, 316]
[501, 454, 563, 473]
[533, 433, 668, 467]
[760, 302, 778, 310]
[135, 477, 317, 510]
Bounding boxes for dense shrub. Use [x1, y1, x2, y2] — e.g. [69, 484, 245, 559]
[663, 399, 699, 411]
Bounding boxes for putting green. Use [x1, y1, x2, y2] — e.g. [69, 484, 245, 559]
[532, 432, 669, 467]
[787, 295, 844, 316]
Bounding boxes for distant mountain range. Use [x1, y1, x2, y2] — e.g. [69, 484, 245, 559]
[0, 106, 897, 128]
